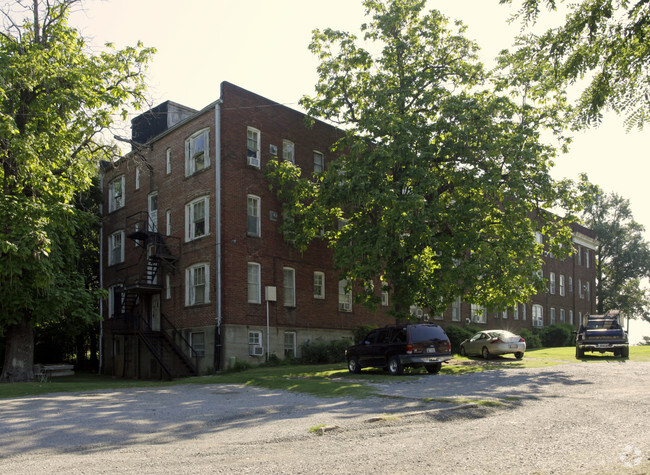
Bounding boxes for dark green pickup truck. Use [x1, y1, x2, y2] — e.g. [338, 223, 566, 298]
[575, 311, 629, 358]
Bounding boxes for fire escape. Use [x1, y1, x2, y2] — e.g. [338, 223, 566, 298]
[112, 211, 198, 379]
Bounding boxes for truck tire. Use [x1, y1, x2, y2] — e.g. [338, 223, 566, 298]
[576, 346, 585, 359]
[621, 347, 629, 358]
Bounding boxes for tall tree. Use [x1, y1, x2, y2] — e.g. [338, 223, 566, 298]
[500, 0, 650, 130]
[580, 178, 650, 320]
[0, 0, 154, 381]
[267, 0, 577, 319]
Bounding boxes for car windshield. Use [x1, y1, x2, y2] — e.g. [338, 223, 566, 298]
[410, 325, 446, 343]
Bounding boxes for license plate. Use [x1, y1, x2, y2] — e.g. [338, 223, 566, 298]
[426, 348, 436, 354]
[509, 344, 518, 349]
[597, 344, 609, 348]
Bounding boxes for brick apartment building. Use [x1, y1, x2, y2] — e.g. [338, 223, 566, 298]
[100, 82, 597, 378]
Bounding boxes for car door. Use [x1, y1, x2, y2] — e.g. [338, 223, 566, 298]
[466, 333, 484, 355]
[368, 328, 391, 367]
[356, 330, 380, 367]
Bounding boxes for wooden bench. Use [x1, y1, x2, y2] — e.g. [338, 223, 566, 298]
[33, 364, 74, 382]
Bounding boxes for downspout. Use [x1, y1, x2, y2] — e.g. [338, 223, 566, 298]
[98, 167, 104, 375]
[214, 98, 223, 372]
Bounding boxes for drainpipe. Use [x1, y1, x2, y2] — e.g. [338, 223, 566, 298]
[214, 98, 223, 372]
[98, 168, 105, 375]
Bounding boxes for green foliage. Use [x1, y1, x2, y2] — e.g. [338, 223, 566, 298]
[536, 323, 575, 347]
[444, 324, 482, 354]
[352, 325, 377, 343]
[0, 1, 153, 377]
[499, 0, 650, 130]
[267, 0, 577, 320]
[578, 178, 650, 320]
[519, 328, 542, 349]
[299, 339, 352, 364]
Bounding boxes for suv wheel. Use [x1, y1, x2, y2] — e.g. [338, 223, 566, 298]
[621, 347, 629, 358]
[347, 356, 361, 374]
[388, 355, 403, 375]
[425, 363, 442, 374]
[576, 346, 585, 359]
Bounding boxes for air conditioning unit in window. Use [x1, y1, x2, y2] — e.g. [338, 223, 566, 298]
[423, 314, 430, 321]
[249, 345, 264, 357]
[339, 302, 352, 312]
[247, 155, 260, 167]
[269, 144, 278, 156]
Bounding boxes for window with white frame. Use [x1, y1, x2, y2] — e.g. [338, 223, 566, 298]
[108, 175, 125, 213]
[185, 128, 210, 175]
[284, 331, 297, 358]
[451, 297, 461, 321]
[165, 274, 171, 300]
[283, 140, 295, 164]
[549, 272, 556, 294]
[381, 281, 389, 307]
[550, 307, 556, 324]
[166, 210, 171, 236]
[578, 278, 584, 299]
[313, 271, 325, 299]
[569, 276, 573, 293]
[471, 304, 487, 324]
[249, 330, 262, 346]
[522, 303, 527, 320]
[135, 167, 140, 190]
[559, 274, 565, 296]
[185, 263, 209, 306]
[109, 230, 125, 266]
[338, 279, 352, 312]
[569, 310, 574, 325]
[532, 304, 544, 327]
[248, 262, 261, 304]
[190, 332, 205, 357]
[560, 308, 566, 322]
[185, 196, 209, 241]
[586, 281, 591, 300]
[283, 267, 296, 307]
[313, 151, 324, 173]
[513, 304, 519, 320]
[107, 284, 123, 319]
[501, 310, 508, 319]
[247, 195, 261, 237]
[585, 249, 590, 268]
[166, 148, 172, 174]
[535, 232, 543, 245]
[577, 246, 582, 265]
[247, 127, 261, 167]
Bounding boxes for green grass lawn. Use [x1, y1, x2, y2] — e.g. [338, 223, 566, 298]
[1, 346, 649, 400]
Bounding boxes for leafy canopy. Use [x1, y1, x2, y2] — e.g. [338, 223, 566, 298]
[0, 0, 154, 327]
[500, 0, 650, 130]
[267, 0, 577, 319]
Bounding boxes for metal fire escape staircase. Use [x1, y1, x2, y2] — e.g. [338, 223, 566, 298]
[114, 211, 198, 379]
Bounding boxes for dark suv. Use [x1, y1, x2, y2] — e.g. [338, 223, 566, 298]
[345, 324, 453, 375]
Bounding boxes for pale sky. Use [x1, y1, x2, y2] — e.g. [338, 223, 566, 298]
[70, 0, 649, 341]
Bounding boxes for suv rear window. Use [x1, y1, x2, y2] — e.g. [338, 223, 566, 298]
[409, 325, 447, 342]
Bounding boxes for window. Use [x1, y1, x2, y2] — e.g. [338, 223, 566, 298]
[166, 148, 172, 174]
[185, 128, 210, 175]
[313, 151, 324, 173]
[166, 210, 171, 236]
[284, 331, 297, 358]
[381, 281, 389, 307]
[471, 304, 487, 324]
[249, 331, 262, 346]
[535, 232, 543, 245]
[186, 263, 209, 306]
[560, 308, 566, 323]
[559, 274, 566, 296]
[522, 303, 527, 321]
[283, 267, 296, 307]
[550, 307, 556, 325]
[135, 167, 140, 190]
[107, 284, 123, 319]
[502, 310, 508, 319]
[578, 278, 584, 299]
[247, 195, 261, 237]
[585, 249, 590, 268]
[513, 305, 519, 320]
[549, 272, 556, 294]
[283, 140, 295, 164]
[451, 297, 461, 321]
[532, 304, 544, 328]
[577, 246, 582, 265]
[108, 175, 125, 212]
[313, 271, 325, 299]
[338, 279, 352, 312]
[569, 310, 574, 325]
[109, 230, 125, 266]
[569, 276, 573, 293]
[586, 281, 591, 300]
[191, 332, 205, 357]
[185, 196, 209, 241]
[247, 127, 261, 167]
[248, 262, 261, 304]
[165, 274, 171, 300]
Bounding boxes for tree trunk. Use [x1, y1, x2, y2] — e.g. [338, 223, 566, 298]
[0, 314, 35, 382]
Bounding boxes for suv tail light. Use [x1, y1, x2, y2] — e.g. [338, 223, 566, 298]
[406, 344, 413, 355]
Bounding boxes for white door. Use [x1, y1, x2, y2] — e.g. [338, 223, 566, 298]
[151, 295, 161, 331]
[148, 192, 158, 232]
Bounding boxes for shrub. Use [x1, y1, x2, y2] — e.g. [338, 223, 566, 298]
[299, 339, 352, 364]
[352, 325, 377, 344]
[538, 324, 575, 347]
[444, 324, 475, 354]
[519, 329, 542, 349]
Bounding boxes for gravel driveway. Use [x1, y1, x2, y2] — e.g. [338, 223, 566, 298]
[1, 360, 649, 474]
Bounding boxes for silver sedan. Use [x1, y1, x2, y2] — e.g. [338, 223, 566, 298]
[460, 330, 526, 359]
